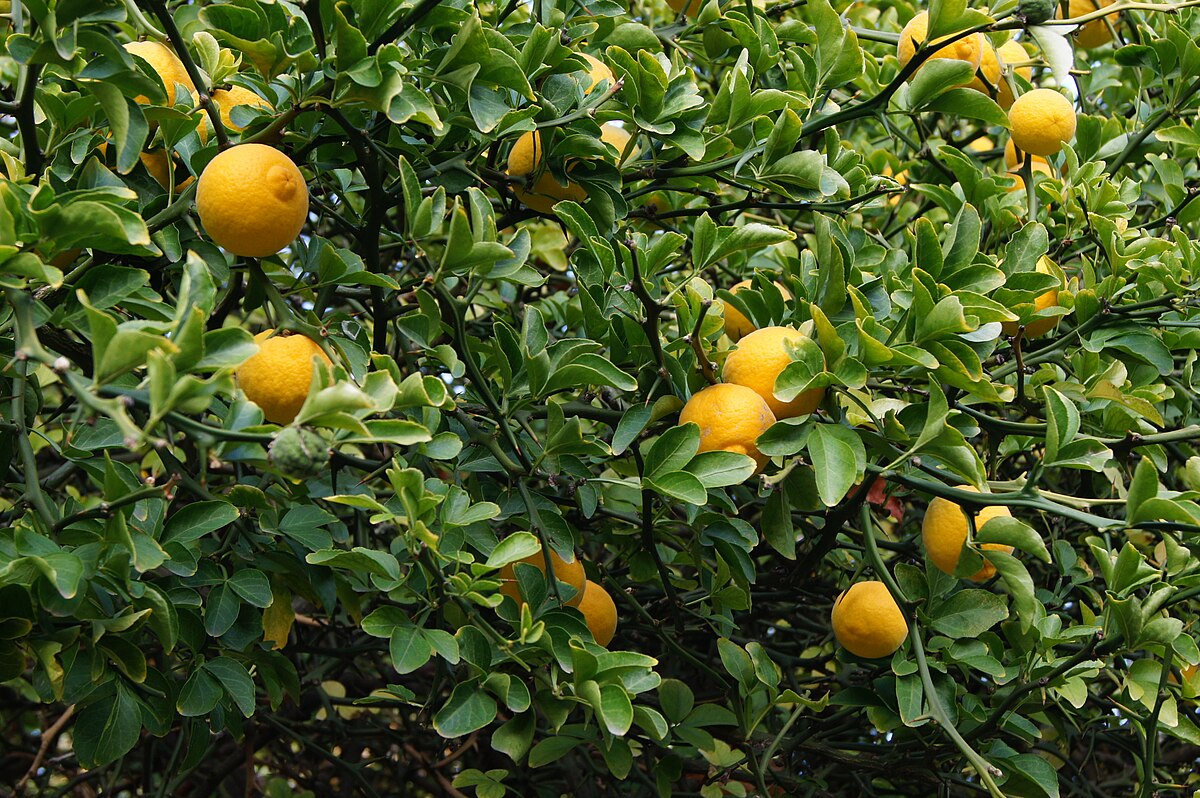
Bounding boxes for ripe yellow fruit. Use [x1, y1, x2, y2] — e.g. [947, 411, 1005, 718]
[666, 0, 703, 16]
[212, 85, 273, 132]
[140, 150, 195, 191]
[996, 38, 1032, 109]
[1001, 256, 1062, 338]
[723, 280, 792, 341]
[499, 546, 587, 607]
[196, 144, 309, 257]
[1004, 138, 1054, 176]
[679, 383, 776, 471]
[831, 581, 908, 659]
[506, 123, 637, 214]
[236, 331, 332, 425]
[1009, 89, 1077, 157]
[723, 326, 825, 419]
[124, 40, 194, 104]
[922, 486, 1015, 581]
[967, 42, 1001, 96]
[1061, 0, 1119, 48]
[576, 579, 617, 646]
[897, 11, 984, 86]
[579, 54, 615, 94]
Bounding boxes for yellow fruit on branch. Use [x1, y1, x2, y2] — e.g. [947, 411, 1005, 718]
[1004, 137, 1054, 176]
[1000, 255, 1063, 338]
[722, 325, 825, 419]
[1060, 0, 1119, 48]
[831, 581, 908, 659]
[921, 486, 1015, 581]
[124, 40, 194, 105]
[498, 546, 587, 607]
[196, 143, 309, 257]
[211, 85, 273, 132]
[723, 279, 791, 342]
[505, 123, 638, 214]
[236, 330, 332, 425]
[996, 38, 1032, 109]
[968, 42, 1002, 96]
[575, 579, 617, 646]
[679, 383, 776, 471]
[578, 53, 615, 95]
[1009, 89, 1077, 157]
[897, 12, 985, 86]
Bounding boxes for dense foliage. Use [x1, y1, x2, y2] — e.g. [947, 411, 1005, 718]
[5, 0, 1200, 795]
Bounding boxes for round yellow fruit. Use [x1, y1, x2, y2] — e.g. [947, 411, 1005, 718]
[967, 42, 1001, 96]
[922, 486, 1015, 581]
[140, 150, 194, 191]
[723, 280, 791, 342]
[236, 331, 332, 425]
[996, 38, 1032, 109]
[196, 144, 309, 257]
[505, 123, 637, 214]
[576, 579, 617, 646]
[831, 581, 908, 659]
[897, 11, 984, 86]
[1009, 89, 1077, 157]
[124, 40, 194, 105]
[1061, 0, 1119, 49]
[1001, 255, 1062, 338]
[722, 325, 825, 419]
[212, 85, 273, 132]
[498, 546, 587, 607]
[1004, 137, 1054, 176]
[579, 54, 614, 94]
[678, 383, 776, 471]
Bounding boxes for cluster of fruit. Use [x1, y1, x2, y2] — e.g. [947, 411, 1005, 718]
[123, 40, 308, 258]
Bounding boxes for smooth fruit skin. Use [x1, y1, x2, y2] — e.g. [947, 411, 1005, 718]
[1009, 89, 1077, 157]
[1000, 256, 1061, 338]
[124, 41, 194, 104]
[576, 579, 617, 646]
[498, 547, 587, 607]
[897, 12, 984, 86]
[140, 150, 194, 191]
[968, 43, 1001, 96]
[196, 144, 309, 257]
[723, 280, 792, 342]
[831, 581, 908, 659]
[1004, 137, 1053, 176]
[579, 54, 614, 94]
[1061, 0, 1118, 48]
[212, 85, 273, 132]
[922, 486, 1015, 581]
[723, 326, 825, 419]
[679, 383, 776, 471]
[236, 331, 332, 425]
[506, 123, 636, 213]
[996, 38, 1032, 109]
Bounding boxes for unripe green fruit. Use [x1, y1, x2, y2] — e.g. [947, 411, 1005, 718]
[1019, 0, 1057, 24]
[268, 426, 330, 480]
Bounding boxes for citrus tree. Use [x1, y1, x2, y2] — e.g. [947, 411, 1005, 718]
[5, 0, 1200, 795]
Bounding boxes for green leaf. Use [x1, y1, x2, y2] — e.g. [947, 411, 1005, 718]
[924, 88, 1009, 126]
[598, 684, 634, 736]
[163, 501, 240, 545]
[74, 684, 142, 767]
[177, 667, 223, 717]
[906, 59, 976, 109]
[645, 471, 708, 506]
[645, 423, 701, 479]
[684, 450, 756, 488]
[434, 682, 499, 737]
[977, 516, 1051, 563]
[486, 533, 542, 568]
[928, 589, 1009, 638]
[228, 569, 273, 608]
[390, 626, 434, 675]
[807, 425, 864, 507]
[204, 657, 256, 718]
[658, 679, 695, 723]
[1127, 456, 1159, 521]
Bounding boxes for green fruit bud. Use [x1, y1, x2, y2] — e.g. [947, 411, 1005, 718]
[268, 427, 330, 481]
[1019, 0, 1057, 25]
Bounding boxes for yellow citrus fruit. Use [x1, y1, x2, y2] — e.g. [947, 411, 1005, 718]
[967, 42, 1002, 95]
[196, 144, 309, 257]
[1061, 0, 1119, 48]
[723, 280, 792, 342]
[723, 326, 825, 419]
[576, 579, 617, 646]
[678, 383, 776, 471]
[498, 546, 587, 607]
[967, 136, 995, 154]
[124, 40, 194, 104]
[579, 54, 615, 94]
[506, 123, 636, 214]
[236, 330, 332, 425]
[1001, 255, 1062, 338]
[831, 581, 908, 659]
[1004, 137, 1054, 176]
[666, 0, 703, 16]
[996, 38, 1032, 109]
[922, 485, 1015, 581]
[897, 12, 984, 86]
[212, 85, 273, 132]
[1009, 89, 1077, 157]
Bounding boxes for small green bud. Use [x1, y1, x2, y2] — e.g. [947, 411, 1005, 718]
[269, 426, 330, 481]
